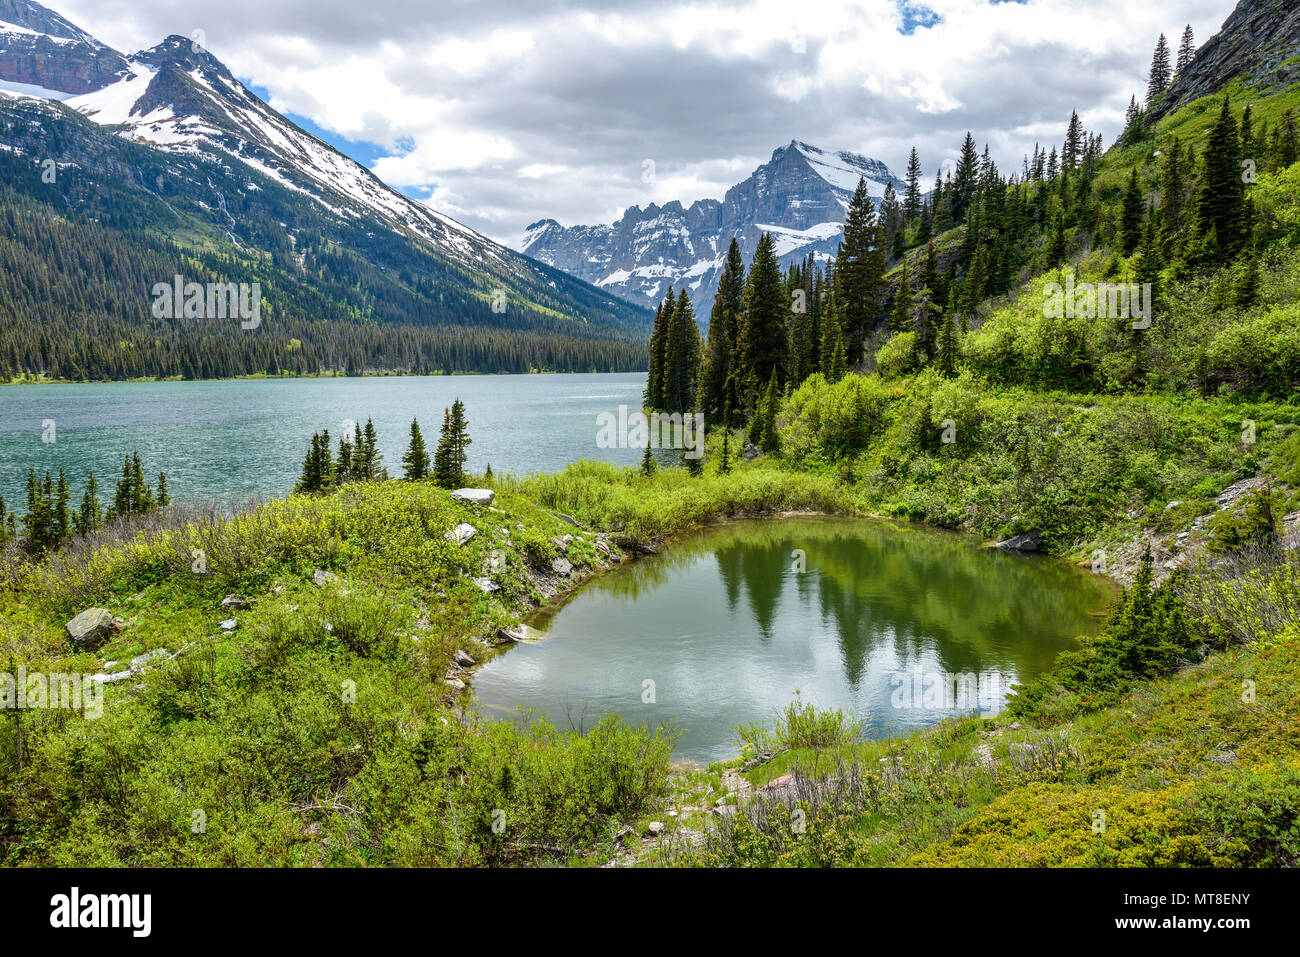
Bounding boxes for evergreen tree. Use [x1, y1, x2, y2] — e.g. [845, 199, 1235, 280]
[1196, 95, 1247, 261]
[155, 472, 170, 509]
[759, 372, 780, 454]
[444, 400, 472, 487]
[640, 441, 656, 476]
[663, 291, 702, 413]
[295, 431, 333, 494]
[937, 309, 959, 377]
[1063, 111, 1083, 170]
[952, 132, 980, 222]
[740, 233, 788, 402]
[903, 146, 923, 222]
[701, 239, 745, 421]
[1175, 25, 1195, 77]
[718, 430, 732, 474]
[433, 408, 456, 488]
[1147, 33, 1172, 104]
[889, 262, 912, 335]
[836, 179, 885, 363]
[75, 471, 101, 535]
[828, 338, 846, 383]
[1120, 168, 1145, 256]
[644, 289, 674, 410]
[53, 468, 70, 546]
[402, 417, 430, 480]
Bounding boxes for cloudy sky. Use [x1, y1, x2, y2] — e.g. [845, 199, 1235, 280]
[55, 0, 1231, 246]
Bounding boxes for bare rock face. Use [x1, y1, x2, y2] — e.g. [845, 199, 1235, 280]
[0, 0, 130, 95]
[521, 141, 907, 311]
[1151, 0, 1300, 120]
[65, 608, 117, 650]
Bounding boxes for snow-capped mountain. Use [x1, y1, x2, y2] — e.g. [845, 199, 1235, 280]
[0, 0, 648, 344]
[520, 141, 907, 312]
[0, 0, 127, 96]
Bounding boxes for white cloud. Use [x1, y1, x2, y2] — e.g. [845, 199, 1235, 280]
[55, 0, 1234, 244]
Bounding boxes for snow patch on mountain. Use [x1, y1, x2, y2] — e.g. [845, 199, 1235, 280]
[521, 140, 905, 313]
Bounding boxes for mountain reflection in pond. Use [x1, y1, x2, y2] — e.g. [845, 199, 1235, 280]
[471, 516, 1117, 763]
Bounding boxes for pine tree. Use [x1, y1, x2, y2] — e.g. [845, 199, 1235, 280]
[836, 179, 884, 363]
[1274, 110, 1297, 169]
[889, 262, 912, 334]
[433, 408, 456, 488]
[718, 430, 732, 474]
[701, 239, 744, 422]
[740, 233, 788, 402]
[1147, 34, 1172, 105]
[759, 372, 780, 454]
[358, 418, 383, 480]
[953, 132, 980, 222]
[937, 310, 959, 377]
[1159, 136, 1187, 238]
[336, 433, 353, 482]
[155, 472, 170, 509]
[1175, 25, 1195, 78]
[296, 431, 333, 494]
[53, 468, 70, 545]
[640, 441, 656, 476]
[828, 338, 846, 382]
[663, 291, 702, 413]
[903, 146, 923, 222]
[1120, 168, 1145, 256]
[445, 399, 472, 487]
[1196, 95, 1247, 261]
[1063, 111, 1083, 170]
[402, 417, 430, 480]
[75, 471, 101, 534]
[645, 289, 674, 410]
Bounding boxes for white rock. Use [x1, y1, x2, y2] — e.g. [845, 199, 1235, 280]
[445, 523, 477, 545]
[130, 648, 170, 671]
[451, 488, 495, 506]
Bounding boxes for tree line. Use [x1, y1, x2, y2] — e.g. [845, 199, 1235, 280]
[295, 401, 477, 494]
[0, 452, 169, 556]
[645, 21, 1293, 431]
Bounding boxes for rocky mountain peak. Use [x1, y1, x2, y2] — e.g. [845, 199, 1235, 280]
[521, 141, 905, 313]
[0, 0, 128, 95]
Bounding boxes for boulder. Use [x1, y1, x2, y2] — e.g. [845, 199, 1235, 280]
[130, 648, 171, 671]
[451, 488, 495, 506]
[218, 618, 238, 632]
[550, 557, 574, 577]
[65, 608, 117, 650]
[453, 649, 476, 667]
[220, 595, 251, 609]
[89, 670, 135, 685]
[312, 569, 336, 587]
[647, 821, 665, 836]
[472, 577, 500, 593]
[995, 530, 1042, 552]
[445, 522, 477, 545]
[496, 625, 525, 644]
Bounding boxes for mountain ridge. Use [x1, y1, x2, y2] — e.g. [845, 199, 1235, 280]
[0, 1, 651, 380]
[519, 139, 907, 314]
